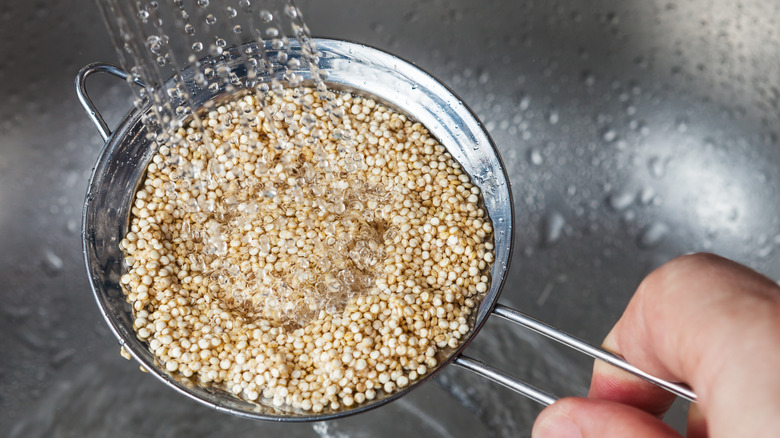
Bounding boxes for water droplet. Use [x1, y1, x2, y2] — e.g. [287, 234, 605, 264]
[757, 244, 773, 258]
[519, 95, 531, 111]
[648, 156, 669, 178]
[527, 148, 543, 166]
[284, 4, 300, 19]
[638, 222, 668, 248]
[602, 128, 617, 143]
[19, 329, 47, 351]
[582, 71, 595, 87]
[541, 211, 566, 247]
[259, 9, 273, 23]
[638, 187, 656, 205]
[676, 117, 689, 133]
[42, 248, 63, 275]
[146, 35, 163, 55]
[192, 41, 203, 52]
[607, 190, 634, 211]
[3, 305, 31, 321]
[547, 109, 559, 125]
[50, 348, 76, 369]
[66, 219, 79, 235]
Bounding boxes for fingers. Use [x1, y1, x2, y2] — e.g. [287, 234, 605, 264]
[590, 253, 780, 436]
[532, 398, 681, 438]
[685, 404, 707, 438]
[588, 352, 676, 417]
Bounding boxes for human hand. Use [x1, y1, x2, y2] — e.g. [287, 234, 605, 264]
[532, 253, 780, 437]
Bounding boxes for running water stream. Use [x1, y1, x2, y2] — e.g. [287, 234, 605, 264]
[95, 0, 325, 144]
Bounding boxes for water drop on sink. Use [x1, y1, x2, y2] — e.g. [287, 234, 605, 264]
[639, 187, 656, 205]
[602, 128, 617, 143]
[547, 109, 559, 125]
[519, 95, 531, 111]
[582, 71, 595, 87]
[677, 120, 688, 133]
[66, 219, 79, 235]
[607, 190, 634, 211]
[478, 70, 490, 85]
[42, 248, 64, 275]
[541, 211, 566, 247]
[638, 222, 668, 248]
[51, 348, 76, 369]
[528, 148, 543, 165]
[648, 156, 669, 178]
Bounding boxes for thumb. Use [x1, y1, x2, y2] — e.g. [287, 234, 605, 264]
[532, 398, 681, 438]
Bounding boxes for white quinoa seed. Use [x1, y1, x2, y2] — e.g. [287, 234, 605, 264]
[120, 87, 495, 413]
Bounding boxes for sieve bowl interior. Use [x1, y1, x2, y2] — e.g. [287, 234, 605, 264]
[82, 38, 514, 421]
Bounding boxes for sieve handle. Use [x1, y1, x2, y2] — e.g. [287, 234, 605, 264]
[455, 303, 697, 406]
[453, 355, 557, 406]
[75, 63, 145, 142]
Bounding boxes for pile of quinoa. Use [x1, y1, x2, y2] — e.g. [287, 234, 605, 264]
[119, 87, 495, 413]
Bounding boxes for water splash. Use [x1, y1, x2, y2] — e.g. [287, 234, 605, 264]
[95, 0, 325, 145]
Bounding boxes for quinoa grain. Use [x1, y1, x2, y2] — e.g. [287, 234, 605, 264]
[121, 87, 494, 412]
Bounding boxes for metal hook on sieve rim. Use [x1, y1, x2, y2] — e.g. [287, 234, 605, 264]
[76, 63, 146, 141]
[454, 304, 697, 406]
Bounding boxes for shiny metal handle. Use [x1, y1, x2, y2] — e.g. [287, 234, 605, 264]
[453, 304, 697, 406]
[453, 355, 557, 406]
[75, 63, 144, 141]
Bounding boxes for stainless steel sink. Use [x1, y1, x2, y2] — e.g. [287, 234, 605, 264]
[1, 0, 778, 436]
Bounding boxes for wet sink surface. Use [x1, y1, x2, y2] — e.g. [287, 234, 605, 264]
[1, 1, 779, 436]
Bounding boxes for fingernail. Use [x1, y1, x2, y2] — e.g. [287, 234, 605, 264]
[533, 412, 582, 438]
[601, 327, 619, 353]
